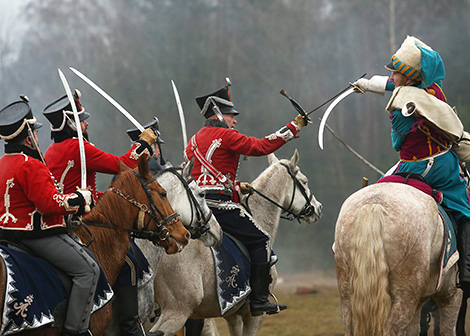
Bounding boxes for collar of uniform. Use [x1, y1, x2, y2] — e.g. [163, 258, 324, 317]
[4, 143, 42, 161]
[204, 119, 229, 129]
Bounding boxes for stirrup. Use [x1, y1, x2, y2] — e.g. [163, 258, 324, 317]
[265, 293, 287, 315]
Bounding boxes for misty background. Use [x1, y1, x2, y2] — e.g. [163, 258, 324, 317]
[1, 0, 469, 275]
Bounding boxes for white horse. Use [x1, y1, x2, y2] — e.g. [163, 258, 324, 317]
[148, 149, 323, 336]
[334, 182, 462, 336]
[105, 163, 223, 335]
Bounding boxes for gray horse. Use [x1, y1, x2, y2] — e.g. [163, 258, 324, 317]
[148, 150, 322, 336]
[105, 162, 223, 335]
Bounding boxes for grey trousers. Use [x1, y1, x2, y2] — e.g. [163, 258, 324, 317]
[19, 234, 100, 333]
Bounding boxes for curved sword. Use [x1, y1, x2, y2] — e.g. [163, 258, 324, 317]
[58, 68, 87, 190]
[318, 87, 355, 150]
[171, 80, 188, 149]
[69, 67, 144, 132]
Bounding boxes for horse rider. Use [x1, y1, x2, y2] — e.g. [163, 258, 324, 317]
[353, 36, 470, 296]
[42, 89, 160, 336]
[0, 96, 98, 336]
[184, 78, 307, 316]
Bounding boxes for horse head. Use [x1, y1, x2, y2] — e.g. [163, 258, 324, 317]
[182, 160, 223, 246]
[267, 149, 322, 224]
[157, 160, 223, 247]
[88, 156, 190, 254]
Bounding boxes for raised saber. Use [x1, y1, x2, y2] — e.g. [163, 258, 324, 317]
[69, 67, 144, 132]
[318, 87, 356, 150]
[171, 80, 188, 149]
[58, 68, 87, 189]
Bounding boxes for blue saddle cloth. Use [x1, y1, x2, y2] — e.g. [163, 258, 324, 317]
[210, 233, 251, 315]
[114, 239, 153, 289]
[0, 246, 113, 335]
[437, 203, 458, 290]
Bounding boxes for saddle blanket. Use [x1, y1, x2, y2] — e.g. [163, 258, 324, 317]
[0, 246, 113, 335]
[211, 233, 251, 315]
[436, 203, 459, 290]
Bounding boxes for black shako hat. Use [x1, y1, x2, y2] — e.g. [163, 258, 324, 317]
[195, 77, 238, 118]
[0, 95, 42, 141]
[43, 89, 90, 131]
[126, 117, 165, 144]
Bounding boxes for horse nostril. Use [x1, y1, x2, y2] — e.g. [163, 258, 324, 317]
[185, 232, 191, 240]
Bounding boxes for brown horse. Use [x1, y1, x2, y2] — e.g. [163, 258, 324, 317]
[0, 156, 190, 336]
[335, 182, 461, 336]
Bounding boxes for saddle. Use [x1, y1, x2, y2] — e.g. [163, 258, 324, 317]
[377, 172, 443, 204]
[0, 236, 152, 335]
[0, 242, 113, 335]
[210, 233, 251, 315]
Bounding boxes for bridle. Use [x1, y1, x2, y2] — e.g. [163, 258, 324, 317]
[245, 162, 315, 222]
[81, 170, 180, 245]
[161, 167, 212, 239]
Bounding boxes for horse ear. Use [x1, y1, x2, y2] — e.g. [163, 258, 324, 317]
[183, 158, 194, 180]
[268, 153, 279, 165]
[137, 156, 150, 176]
[119, 160, 131, 173]
[289, 149, 299, 169]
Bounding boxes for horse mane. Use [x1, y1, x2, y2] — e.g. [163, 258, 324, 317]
[252, 159, 294, 201]
[82, 169, 139, 227]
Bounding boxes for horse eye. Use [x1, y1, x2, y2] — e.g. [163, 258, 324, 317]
[199, 191, 206, 198]
[159, 192, 167, 198]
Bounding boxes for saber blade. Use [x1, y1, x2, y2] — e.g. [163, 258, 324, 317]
[58, 68, 87, 189]
[69, 67, 144, 132]
[171, 80, 188, 149]
[318, 87, 355, 150]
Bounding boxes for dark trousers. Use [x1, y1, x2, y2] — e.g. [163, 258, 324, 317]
[207, 194, 271, 264]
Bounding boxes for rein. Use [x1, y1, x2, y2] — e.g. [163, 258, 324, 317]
[78, 170, 181, 245]
[161, 166, 212, 239]
[245, 162, 314, 222]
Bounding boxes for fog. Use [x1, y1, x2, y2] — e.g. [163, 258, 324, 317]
[1, 0, 469, 274]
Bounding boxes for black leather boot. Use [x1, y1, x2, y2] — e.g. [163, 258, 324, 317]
[113, 285, 160, 336]
[458, 221, 470, 294]
[249, 262, 287, 316]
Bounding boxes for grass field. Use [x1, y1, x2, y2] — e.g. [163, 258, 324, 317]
[213, 271, 344, 336]
[211, 271, 463, 336]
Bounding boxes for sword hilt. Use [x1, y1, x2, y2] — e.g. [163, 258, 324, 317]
[279, 89, 312, 124]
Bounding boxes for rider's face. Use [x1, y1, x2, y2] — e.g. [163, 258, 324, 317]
[390, 72, 410, 87]
[223, 114, 237, 128]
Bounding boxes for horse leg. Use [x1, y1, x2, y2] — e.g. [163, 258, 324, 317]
[457, 292, 468, 336]
[406, 300, 427, 336]
[335, 260, 353, 336]
[241, 314, 264, 336]
[224, 313, 244, 336]
[148, 309, 190, 336]
[435, 288, 463, 336]
[200, 318, 219, 336]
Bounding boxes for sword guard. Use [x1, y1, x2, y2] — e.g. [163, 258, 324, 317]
[349, 82, 364, 94]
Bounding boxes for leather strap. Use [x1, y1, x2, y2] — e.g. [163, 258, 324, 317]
[189, 135, 232, 188]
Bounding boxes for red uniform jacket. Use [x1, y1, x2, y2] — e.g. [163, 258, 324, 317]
[45, 138, 150, 200]
[185, 121, 299, 193]
[0, 153, 82, 238]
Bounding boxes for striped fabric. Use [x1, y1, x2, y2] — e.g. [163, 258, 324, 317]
[391, 55, 423, 81]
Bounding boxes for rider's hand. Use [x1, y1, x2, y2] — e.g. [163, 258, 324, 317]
[68, 189, 93, 215]
[139, 128, 158, 146]
[292, 114, 309, 129]
[352, 75, 388, 95]
[239, 182, 253, 195]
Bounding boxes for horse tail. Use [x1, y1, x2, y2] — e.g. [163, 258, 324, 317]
[350, 203, 391, 336]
